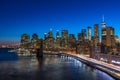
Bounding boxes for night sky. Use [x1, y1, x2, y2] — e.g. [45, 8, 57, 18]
[0, 0, 120, 41]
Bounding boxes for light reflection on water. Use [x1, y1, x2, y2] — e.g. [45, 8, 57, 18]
[0, 54, 115, 80]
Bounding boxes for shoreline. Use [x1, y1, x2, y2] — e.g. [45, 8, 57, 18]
[44, 52, 120, 79]
[64, 53, 120, 80]
[17, 52, 120, 79]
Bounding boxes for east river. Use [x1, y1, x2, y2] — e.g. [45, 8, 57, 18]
[0, 48, 115, 80]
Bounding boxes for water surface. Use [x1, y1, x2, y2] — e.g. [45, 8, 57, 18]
[0, 48, 115, 80]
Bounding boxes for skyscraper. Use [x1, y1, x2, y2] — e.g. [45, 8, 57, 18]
[69, 34, 76, 48]
[102, 27, 115, 47]
[32, 33, 38, 41]
[87, 26, 92, 41]
[55, 30, 61, 48]
[48, 28, 53, 38]
[62, 30, 68, 39]
[56, 30, 60, 39]
[101, 16, 107, 46]
[61, 30, 68, 48]
[78, 33, 82, 42]
[43, 29, 55, 49]
[44, 33, 47, 40]
[115, 35, 119, 43]
[81, 29, 86, 40]
[31, 33, 39, 49]
[102, 26, 115, 54]
[101, 16, 116, 53]
[94, 24, 99, 46]
[20, 34, 30, 49]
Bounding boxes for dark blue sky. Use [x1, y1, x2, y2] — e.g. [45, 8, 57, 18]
[0, 0, 120, 41]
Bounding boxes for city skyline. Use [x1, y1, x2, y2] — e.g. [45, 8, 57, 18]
[0, 0, 120, 41]
[0, 0, 120, 80]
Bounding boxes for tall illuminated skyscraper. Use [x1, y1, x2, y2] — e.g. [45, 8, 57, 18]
[69, 34, 76, 48]
[62, 30, 68, 39]
[102, 27, 115, 47]
[87, 26, 92, 41]
[44, 29, 55, 49]
[61, 30, 68, 48]
[78, 33, 82, 42]
[81, 29, 86, 40]
[101, 16, 115, 47]
[55, 30, 61, 48]
[94, 24, 99, 46]
[101, 15, 107, 46]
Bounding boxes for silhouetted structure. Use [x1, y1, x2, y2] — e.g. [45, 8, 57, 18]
[36, 39, 43, 58]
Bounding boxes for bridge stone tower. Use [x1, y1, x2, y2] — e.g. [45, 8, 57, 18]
[36, 38, 43, 58]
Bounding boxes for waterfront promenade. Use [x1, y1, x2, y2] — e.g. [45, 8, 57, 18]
[65, 53, 120, 79]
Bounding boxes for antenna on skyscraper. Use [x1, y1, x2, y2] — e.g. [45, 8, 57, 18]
[102, 15, 104, 22]
[101, 15, 106, 28]
[50, 28, 52, 31]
